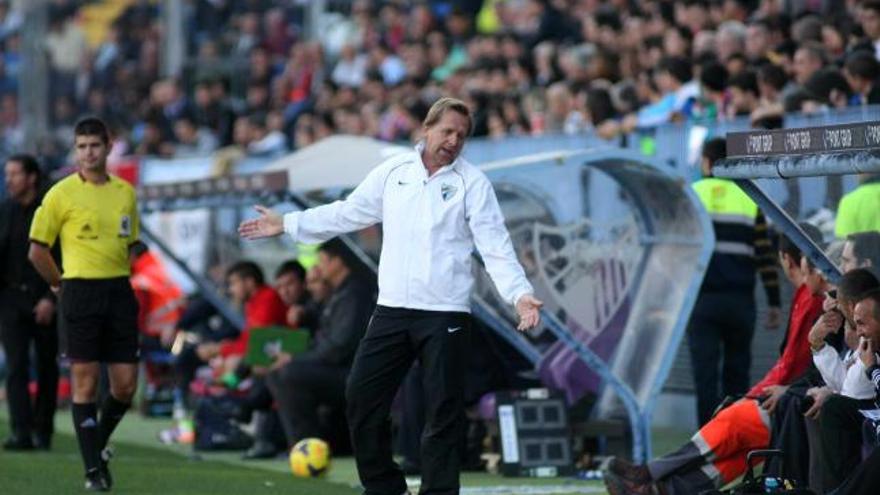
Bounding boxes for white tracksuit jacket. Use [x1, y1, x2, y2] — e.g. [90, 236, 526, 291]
[282, 147, 534, 313]
[813, 346, 876, 399]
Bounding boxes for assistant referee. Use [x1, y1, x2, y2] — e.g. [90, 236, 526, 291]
[29, 117, 140, 492]
[240, 97, 543, 495]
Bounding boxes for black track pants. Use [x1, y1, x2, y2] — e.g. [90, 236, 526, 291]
[346, 305, 470, 495]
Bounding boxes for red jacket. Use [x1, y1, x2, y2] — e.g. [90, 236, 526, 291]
[219, 285, 288, 358]
[748, 283, 824, 397]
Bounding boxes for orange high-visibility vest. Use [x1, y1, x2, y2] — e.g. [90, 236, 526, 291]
[131, 251, 185, 337]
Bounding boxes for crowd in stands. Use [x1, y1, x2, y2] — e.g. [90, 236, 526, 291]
[0, 0, 878, 172]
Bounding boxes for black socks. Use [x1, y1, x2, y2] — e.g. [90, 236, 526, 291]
[72, 403, 100, 472]
[98, 395, 131, 450]
[73, 396, 131, 475]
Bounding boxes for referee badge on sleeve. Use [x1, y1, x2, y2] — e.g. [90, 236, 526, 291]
[119, 215, 132, 237]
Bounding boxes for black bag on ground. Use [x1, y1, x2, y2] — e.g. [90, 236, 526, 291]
[699, 450, 817, 494]
[193, 396, 253, 451]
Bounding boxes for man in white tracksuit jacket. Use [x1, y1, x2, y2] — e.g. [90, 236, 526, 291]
[239, 97, 543, 495]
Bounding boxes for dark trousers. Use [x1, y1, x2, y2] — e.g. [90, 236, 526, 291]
[648, 440, 716, 495]
[397, 364, 427, 468]
[818, 394, 876, 492]
[266, 360, 348, 448]
[0, 300, 59, 441]
[829, 446, 880, 495]
[174, 342, 205, 406]
[346, 306, 470, 495]
[686, 291, 756, 426]
[765, 386, 810, 486]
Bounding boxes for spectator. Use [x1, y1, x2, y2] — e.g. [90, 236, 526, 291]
[792, 15, 824, 45]
[746, 20, 773, 62]
[727, 70, 760, 118]
[146, 79, 191, 143]
[757, 62, 789, 107]
[45, 10, 87, 98]
[857, 1, 880, 60]
[716, 21, 747, 62]
[803, 67, 852, 109]
[628, 56, 696, 128]
[583, 86, 620, 138]
[841, 231, 880, 277]
[544, 82, 583, 134]
[793, 42, 828, 86]
[246, 112, 287, 157]
[192, 79, 235, 146]
[523, 0, 577, 48]
[171, 115, 219, 158]
[843, 50, 880, 105]
[332, 43, 369, 88]
[687, 61, 727, 121]
[370, 41, 407, 87]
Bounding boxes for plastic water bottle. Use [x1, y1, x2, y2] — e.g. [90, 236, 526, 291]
[764, 477, 779, 493]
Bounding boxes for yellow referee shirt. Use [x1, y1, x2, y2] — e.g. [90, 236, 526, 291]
[30, 173, 139, 279]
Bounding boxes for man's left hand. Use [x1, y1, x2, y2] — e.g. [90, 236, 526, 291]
[33, 298, 55, 326]
[760, 385, 789, 415]
[859, 337, 879, 368]
[515, 294, 543, 332]
[271, 352, 292, 371]
[804, 386, 832, 419]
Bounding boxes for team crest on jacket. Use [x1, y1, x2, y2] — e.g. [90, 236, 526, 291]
[441, 183, 457, 201]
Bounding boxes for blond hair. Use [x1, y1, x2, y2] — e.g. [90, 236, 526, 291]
[423, 97, 473, 135]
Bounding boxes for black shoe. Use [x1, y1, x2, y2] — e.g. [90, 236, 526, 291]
[99, 447, 114, 489]
[242, 441, 278, 460]
[607, 456, 652, 484]
[32, 434, 52, 451]
[84, 468, 109, 492]
[602, 470, 658, 495]
[2, 435, 34, 451]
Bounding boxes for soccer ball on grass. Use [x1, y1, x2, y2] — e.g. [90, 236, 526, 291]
[289, 438, 331, 477]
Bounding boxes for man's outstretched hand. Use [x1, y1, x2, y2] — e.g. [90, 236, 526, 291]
[239, 205, 284, 240]
[516, 294, 543, 331]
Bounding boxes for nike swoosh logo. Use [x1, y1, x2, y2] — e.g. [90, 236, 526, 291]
[447, 327, 462, 334]
[398, 180, 409, 185]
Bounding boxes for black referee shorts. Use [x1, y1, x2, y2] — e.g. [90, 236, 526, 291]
[59, 277, 140, 363]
